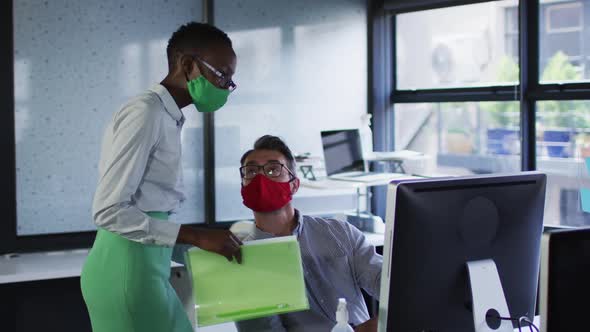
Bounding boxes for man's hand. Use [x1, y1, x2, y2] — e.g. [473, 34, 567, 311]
[177, 225, 243, 263]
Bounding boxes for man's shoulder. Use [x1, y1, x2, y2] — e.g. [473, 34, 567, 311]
[301, 215, 358, 243]
[302, 214, 350, 231]
[299, 215, 354, 257]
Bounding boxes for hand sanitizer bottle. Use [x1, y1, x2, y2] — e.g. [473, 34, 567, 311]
[331, 298, 354, 332]
[360, 113, 374, 159]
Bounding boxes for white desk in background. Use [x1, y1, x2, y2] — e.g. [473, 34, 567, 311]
[0, 249, 90, 284]
[365, 150, 429, 174]
[0, 234, 383, 332]
[300, 173, 425, 190]
[300, 175, 422, 233]
[301, 178, 391, 190]
[0, 249, 183, 285]
[0, 230, 385, 285]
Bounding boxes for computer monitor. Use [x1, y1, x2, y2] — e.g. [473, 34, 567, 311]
[320, 129, 365, 176]
[540, 227, 590, 331]
[378, 172, 546, 332]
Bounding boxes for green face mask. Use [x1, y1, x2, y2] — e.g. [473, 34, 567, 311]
[187, 75, 230, 113]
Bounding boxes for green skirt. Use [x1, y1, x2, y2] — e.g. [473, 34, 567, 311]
[80, 212, 192, 332]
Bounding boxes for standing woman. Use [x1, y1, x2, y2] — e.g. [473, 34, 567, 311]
[81, 22, 242, 332]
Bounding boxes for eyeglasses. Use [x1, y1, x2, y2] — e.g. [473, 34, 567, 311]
[240, 162, 295, 180]
[192, 55, 237, 92]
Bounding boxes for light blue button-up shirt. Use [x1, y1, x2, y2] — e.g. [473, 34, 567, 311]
[236, 210, 383, 332]
[92, 85, 186, 247]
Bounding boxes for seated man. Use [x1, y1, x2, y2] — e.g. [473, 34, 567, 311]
[236, 135, 382, 332]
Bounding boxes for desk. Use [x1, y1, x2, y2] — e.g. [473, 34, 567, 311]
[2, 243, 546, 332]
[300, 175, 423, 191]
[300, 176, 422, 232]
[0, 233, 383, 332]
[0, 231, 385, 285]
[365, 150, 428, 174]
[0, 249, 183, 284]
[0, 249, 210, 332]
[0, 249, 89, 284]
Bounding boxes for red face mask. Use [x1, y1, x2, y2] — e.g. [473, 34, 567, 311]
[241, 174, 293, 212]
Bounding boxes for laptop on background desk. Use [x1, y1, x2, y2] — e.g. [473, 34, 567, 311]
[320, 129, 408, 183]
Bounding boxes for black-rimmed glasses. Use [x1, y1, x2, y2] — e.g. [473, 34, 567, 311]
[240, 162, 295, 180]
[192, 55, 237, 92]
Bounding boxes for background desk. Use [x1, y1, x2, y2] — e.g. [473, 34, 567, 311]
[0, 248, 235, 331]
[300, 177, 408, 190]
[300, 176, 421, 233]
[0, 230, 385, 285]
[0, 230, 385, 332]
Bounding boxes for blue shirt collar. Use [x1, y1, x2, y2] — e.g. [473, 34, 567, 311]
[249, 208, 303, 240]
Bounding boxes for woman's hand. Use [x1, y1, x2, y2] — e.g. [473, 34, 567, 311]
[177, 225, 243, 263]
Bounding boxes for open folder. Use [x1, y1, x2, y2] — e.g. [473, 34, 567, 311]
[185, 235, 309, 327]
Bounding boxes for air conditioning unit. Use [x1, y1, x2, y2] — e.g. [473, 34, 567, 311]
[431, 31, 491, 84]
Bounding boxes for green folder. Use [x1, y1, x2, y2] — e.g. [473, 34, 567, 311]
[185, 235, 309, 327]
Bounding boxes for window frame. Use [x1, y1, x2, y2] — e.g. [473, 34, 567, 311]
[370, 0, 590, 220]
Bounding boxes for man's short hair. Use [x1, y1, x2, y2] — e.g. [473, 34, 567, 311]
[240, 135, 297, 175]
[166, 22, 233, 68]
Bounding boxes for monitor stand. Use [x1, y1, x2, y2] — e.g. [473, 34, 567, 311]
[466, 259, 513, 332]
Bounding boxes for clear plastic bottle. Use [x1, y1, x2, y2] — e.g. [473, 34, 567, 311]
[360, 113, 374, 159]
[331, 298, 354, 332]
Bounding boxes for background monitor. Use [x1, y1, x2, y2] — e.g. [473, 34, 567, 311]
[540, 227, 590, 331]
[320, 129, 365, 176]
[379, 172, 546, 332]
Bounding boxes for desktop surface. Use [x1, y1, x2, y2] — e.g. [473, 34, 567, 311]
[365, 150, 424, 161]
[329, 172, 411, 183]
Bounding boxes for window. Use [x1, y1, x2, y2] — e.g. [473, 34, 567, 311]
[214, 0, 368, 222]
[380, 0, 590, 227]
[540, 0, 587, 82]
[395, 102, 521, 176]
[12, 1, 205, 236]
[505, 6, 520, 61]
[396, 1, 519, 90]
[392, 1, 521, 178]
[537, 0, 590, 227]
[546, 2, 583, 33]
[537, 100, 590, 226]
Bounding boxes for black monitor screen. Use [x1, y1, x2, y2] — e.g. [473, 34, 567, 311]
[380, 172, 546, 332]
[543, 228, 590, 331]
[321, 129, 364, 176]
